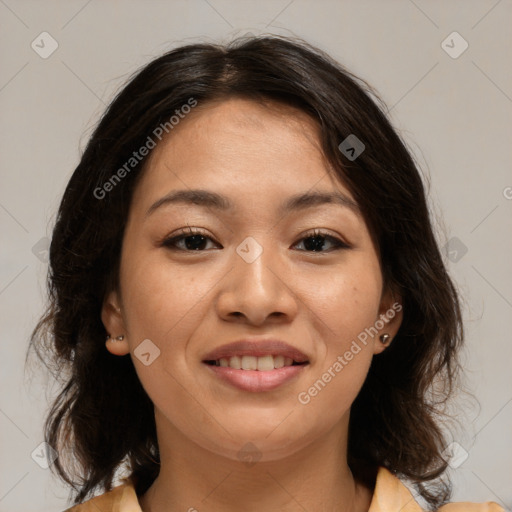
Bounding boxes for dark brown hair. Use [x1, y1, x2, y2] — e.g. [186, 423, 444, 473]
[29, 34, 463, 510]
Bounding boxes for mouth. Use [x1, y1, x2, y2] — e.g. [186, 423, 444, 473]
[202, 339, 310, 392]
[204, 355, 309, 371]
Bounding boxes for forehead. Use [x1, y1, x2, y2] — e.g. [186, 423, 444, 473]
[132, 97, 357, 214]
[150, 96, 323, 162]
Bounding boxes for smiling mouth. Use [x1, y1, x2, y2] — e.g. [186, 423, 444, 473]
[204, 355, 309, 371]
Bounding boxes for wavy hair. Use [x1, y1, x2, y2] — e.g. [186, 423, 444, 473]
[29, 35, 464, 510]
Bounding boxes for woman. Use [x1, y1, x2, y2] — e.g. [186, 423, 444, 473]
[30, 35, 504, 511]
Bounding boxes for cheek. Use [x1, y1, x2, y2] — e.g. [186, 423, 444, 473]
[312, 255, 383, 346]
[117, 247, 211, 409]
[119, 246, 211, 343]
[297, 256, 382, 407]
[118, 252, 210, 433]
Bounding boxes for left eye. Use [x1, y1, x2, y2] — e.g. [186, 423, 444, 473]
[161, 228, 349, 252]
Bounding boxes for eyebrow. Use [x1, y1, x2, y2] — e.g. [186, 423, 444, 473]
[146, 188, 360, 217]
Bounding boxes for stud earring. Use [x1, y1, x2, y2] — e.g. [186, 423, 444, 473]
[105, 334, 125, 342]
[379, 333, 391, 345]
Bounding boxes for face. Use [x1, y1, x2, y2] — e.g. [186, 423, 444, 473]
[102, 97, 402, 463]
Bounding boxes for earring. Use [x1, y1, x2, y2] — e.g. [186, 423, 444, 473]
[106, 334, 125, 342]
[379, 333, 391, 345]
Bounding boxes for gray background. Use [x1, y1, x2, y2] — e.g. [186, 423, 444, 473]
[0, 1, 511, 510]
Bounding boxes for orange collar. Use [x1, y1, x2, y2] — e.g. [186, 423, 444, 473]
[66, 465, 504, 512]
[368, 467, 424, 511]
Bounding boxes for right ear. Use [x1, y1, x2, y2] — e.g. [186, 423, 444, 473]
[101, 290, 130, 356]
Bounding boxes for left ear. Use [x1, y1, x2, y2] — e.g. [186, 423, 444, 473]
[373, 287, 403, 355]
[101, 290, 130, 356]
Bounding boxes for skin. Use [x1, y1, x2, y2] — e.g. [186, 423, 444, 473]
[102, 97, 403, 512]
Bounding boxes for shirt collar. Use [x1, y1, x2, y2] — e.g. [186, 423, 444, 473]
[75, 466, 425, 512]
[368, 466, 424, 512]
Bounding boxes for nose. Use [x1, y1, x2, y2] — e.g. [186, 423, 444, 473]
[215, 238, 298, 326]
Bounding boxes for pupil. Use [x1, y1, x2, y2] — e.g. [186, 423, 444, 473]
[185, 235, 207, 250]
[304, 236, 324, 252]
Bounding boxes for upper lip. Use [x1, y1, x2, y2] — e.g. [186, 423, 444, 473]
[202, 339, 309, 363]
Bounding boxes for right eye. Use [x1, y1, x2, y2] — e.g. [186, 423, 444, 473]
[161, 227, 221, 251]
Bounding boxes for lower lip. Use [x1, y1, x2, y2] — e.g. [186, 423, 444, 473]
[204, 364, 307, 392]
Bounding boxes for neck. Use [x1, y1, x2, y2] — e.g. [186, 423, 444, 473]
[139, 410, 374, 512]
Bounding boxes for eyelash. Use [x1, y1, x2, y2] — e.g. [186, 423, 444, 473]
[161, 227, 351, 253]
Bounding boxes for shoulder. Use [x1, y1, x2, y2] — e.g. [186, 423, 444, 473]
[369, 467, 505, 512]
[62, 479, 141, 512]
[438, 502, 505, 511]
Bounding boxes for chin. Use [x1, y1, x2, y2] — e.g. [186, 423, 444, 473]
[195, 416, 320, 462]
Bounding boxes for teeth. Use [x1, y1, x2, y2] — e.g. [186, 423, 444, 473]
[241, 355, 258, 370]
[229, 355, 241, 369]
[214, 354, 299, 371]
[257, 355, 274, 371]
[273, 355, 284, 368]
